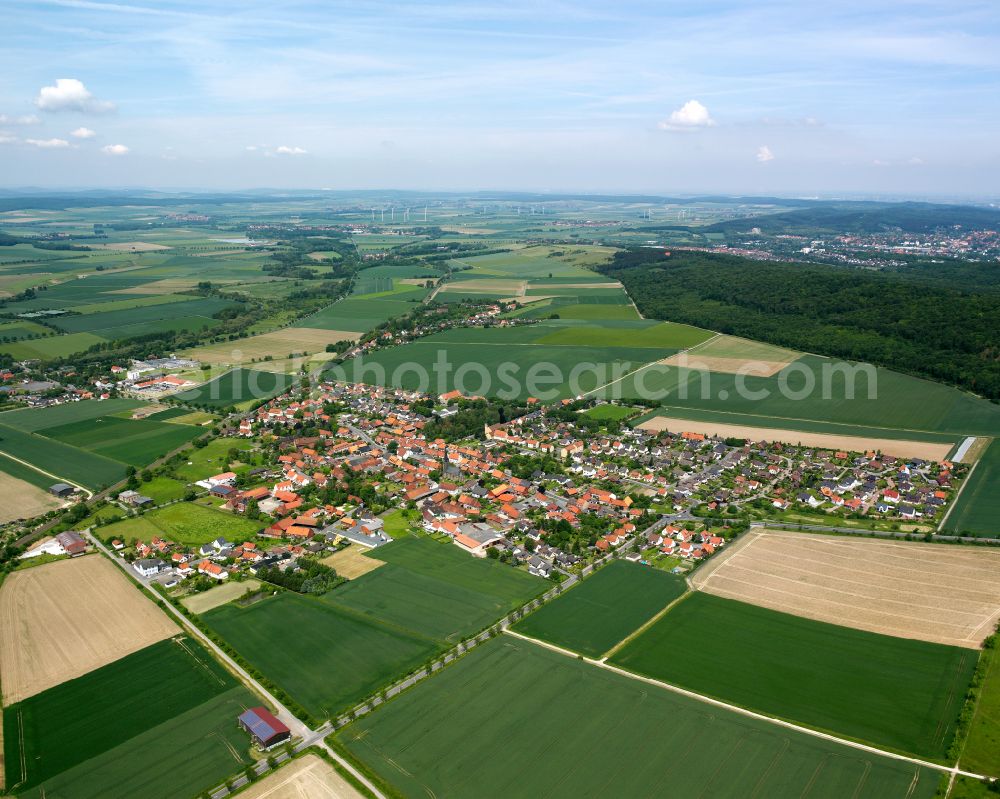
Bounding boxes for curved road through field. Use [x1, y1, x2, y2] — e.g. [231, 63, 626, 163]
[504, 627, 993, 784]
[83, 531, 387, 799]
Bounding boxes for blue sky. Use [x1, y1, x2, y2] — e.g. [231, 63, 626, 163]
[1, 0, 998, 196]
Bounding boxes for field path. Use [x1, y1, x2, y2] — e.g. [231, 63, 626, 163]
[84, 533, 388, 799]
[0, 450, 93, 499]
[503, 628, 991, 783]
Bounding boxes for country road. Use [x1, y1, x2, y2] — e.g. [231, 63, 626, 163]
[84, 531, 387, 799]
[502, 627, 992, 784]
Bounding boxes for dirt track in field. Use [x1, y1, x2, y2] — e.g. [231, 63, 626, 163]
[322, 545, 385, 579]
[0, 555, 179, 704]
[692, 529, 1000, 648]
[0, 472, 64, 523]
[236, 755, 362, 799]
[181, 579, 262, 614]
[637, 415, 953, 461]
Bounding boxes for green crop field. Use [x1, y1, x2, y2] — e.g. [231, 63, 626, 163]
[943, 439, 1000, 536]
[0, 451, 55, 490]
[203, 538, 543, 719]
[0, 422, 127, 490]
[171, 368, 293, 408]
[609, 355, 1000, 437]
[611, 592, 977, 759]
[298, 293, 428, 332]
[628, 405, 963, 444]
[102, 501, 262, 546]
[336, 636, 939, 799]
[204, 591, 439, 719]
[339, 339, 671, 400]
[372, 538, 545, 601]
[534, 320, 712, 349]
[0, 331, 106, 360]
[324, 538, 545, 641]
[3, 637, 255, 799]
[0, 398, 142, 432]
[513, 560, 686, 657]
[960, 641, 1000, 777]
[39, 415, 202, 466]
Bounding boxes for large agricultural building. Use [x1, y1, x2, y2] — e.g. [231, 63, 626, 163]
[238, 706, 291, 750]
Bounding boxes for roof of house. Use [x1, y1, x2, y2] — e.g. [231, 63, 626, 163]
[238, 706, 289, 741]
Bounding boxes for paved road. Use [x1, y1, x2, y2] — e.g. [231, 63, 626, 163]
[84, 531, 387, 799]
[503, 628, 992, 784]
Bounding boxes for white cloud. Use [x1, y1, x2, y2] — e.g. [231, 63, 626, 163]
[35, 79, 115, 113]
[71, 126, 96, 139]
[0, 114, 40, 126]
[658, 100, 715, 131]
[102, 143, 129, 155]
[245, 145, 258, 151]
[0, 135, 18, 145]
[872, 159, 889, 167]
[908, 156, 925, 165]
[26, 138, 70, 149]
[756, 145, 775, 163]
[275, 145, 307, 155]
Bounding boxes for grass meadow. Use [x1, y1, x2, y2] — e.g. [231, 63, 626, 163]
[336, 636, 940, 799]
[610, 592, 977, 759]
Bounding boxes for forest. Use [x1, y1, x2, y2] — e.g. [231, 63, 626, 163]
[600, 249, 1000, 401]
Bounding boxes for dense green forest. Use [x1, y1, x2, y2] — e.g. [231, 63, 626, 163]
[600, 249, 1000, 401]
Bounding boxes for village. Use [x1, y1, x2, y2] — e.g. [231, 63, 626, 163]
[76, 376, 966, 598]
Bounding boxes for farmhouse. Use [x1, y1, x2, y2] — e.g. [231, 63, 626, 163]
[55, 531, 88, 556]
[133, 558, 166, 577]
[238, 706, 291, 750]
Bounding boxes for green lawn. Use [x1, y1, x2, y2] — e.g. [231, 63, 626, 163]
[336, 636, 939, 799]
[3, 637, 254, 799]
[101, 501, 262, 546]
[581, 403, 640, 422]
[173, 437, 254, 482]
[514, 560, 686, 657]
[611, 592, 977, 760]
[136, 475, 190, 504]
[535, 320, 712, 349]
[943, 440, 1000, 537]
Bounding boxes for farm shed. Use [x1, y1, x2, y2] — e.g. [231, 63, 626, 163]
[238, 706, 291, 749]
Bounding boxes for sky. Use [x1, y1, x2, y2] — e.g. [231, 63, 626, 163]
[1, 0, 999, 197]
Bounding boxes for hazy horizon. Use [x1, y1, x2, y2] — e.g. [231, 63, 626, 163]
[3, 0, 999, 196]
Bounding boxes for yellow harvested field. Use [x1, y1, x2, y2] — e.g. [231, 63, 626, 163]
[0, 555, 179, 703]
[322, 545, 385, 579]
[637, 415, 953, 461]
[440, 279, 527, 294]
[186, 328, 361, 365]
[660, 334, 798, 376]
[0, 472, 64, 523]
[658, 353, 791, 377]
[237, 754, 363, 799]
[89, 241, 172, 251]
[182, 579, 262, 614]
[692, 529, 1000, 648]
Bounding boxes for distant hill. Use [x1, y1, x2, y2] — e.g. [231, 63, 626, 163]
[704, 201, 1000, 235]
